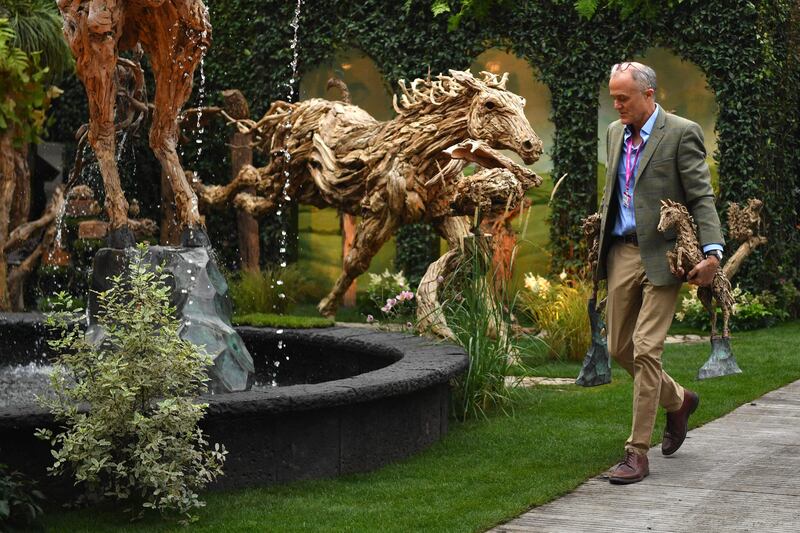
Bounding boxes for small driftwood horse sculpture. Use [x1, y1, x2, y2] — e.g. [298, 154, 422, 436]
[657, 199, 735, 338]
[193, 70, 544, 333]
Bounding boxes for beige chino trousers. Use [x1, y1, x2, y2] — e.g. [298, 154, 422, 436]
[606, 242, 685, 455]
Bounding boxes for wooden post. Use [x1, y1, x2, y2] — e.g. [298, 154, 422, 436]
[223, 90, 260, 272]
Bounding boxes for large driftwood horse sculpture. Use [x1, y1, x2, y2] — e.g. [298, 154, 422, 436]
[193, 70, 544, 332]
[58, 0, 210, 246]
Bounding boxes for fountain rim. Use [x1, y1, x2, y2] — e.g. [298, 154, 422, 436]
[0, 320, 468, 425]
[208, 326, 468, 417]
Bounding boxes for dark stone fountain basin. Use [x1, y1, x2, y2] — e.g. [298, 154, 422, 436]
[0, 315, 467, 496]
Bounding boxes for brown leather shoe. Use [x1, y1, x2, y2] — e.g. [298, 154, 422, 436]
[608, 450, 649, 484]
[662, 389, 700, 456]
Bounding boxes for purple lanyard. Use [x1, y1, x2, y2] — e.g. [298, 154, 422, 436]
[623, 136, 642, 207]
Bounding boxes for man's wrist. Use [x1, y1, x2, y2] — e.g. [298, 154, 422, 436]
[704, 250, 722, 262]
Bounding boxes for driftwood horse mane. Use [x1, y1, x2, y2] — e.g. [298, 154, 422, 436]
[194, 69, 544, 327]
[657, 199, 735, 338]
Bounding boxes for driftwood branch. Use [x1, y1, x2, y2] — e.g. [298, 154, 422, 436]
[4, 187, 65, 254]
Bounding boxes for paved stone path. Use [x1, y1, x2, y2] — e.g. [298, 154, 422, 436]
[491, 379, 800, 533]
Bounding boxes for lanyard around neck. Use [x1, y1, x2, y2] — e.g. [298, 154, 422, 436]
[624, 135, 643, 196]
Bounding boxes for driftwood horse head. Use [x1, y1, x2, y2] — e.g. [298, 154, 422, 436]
[59, 0, 210, 246]
[195, 69, 544, 318]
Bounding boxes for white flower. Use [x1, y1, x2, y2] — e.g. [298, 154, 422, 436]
[524, 273, 551, 296]
[559, 270, 568, 281]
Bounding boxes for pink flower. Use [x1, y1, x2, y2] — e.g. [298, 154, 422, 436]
[381, 305, 391, 313]
[366, 314, 374, 323]
[437, 275, 444, 283]
[406, 322, 413, 329]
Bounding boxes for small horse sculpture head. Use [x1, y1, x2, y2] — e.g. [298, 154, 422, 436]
[449, 70, 543, 165]
[657, 199, 693, 234]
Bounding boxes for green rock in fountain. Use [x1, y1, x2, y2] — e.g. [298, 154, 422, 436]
[88, 246, 254, 393]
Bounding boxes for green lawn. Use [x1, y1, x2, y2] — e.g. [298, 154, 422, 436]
[42, 321, 800, 532]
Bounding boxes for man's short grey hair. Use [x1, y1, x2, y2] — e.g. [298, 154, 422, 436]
[610, 62, 658, 95]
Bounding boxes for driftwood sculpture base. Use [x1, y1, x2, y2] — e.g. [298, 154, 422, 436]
[88, 246, 254, 393]
[697, 336, 742, 380]
[575, 297, 612, 387]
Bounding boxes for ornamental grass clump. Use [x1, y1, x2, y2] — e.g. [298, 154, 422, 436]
[229, 264, 317, 314]
[442, 239, 526, 420]
[520, 272, 592, 361]
[36, 244, 226, 523]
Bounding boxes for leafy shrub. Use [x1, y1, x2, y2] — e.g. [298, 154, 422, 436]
[774, 280, 800, 319]
[675, 285, 789, 332]
[518, 272, 593, 361]
[440, 241, 528, 420]
[0, 462, 45, 531]
[37, 244, 226, 522]
[229, 265, 325, 315]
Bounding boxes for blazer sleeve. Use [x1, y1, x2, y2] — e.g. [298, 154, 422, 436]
[677, 122, 725, 248]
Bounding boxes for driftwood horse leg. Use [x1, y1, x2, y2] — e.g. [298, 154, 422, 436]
[318, 214, 397, 318]
[61, 1, 130, 243]
[142, 3, 210, 242]
[416, 216, 471, 338]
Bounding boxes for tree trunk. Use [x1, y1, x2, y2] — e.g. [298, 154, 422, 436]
[0, 130, 18, 310]
[160, 170, 181, 245]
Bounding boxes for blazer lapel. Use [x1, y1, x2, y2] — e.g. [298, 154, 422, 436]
[606, 123, 624, 198]
[633, 109, 667, 186]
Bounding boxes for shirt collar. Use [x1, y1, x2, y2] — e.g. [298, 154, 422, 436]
[623, 104, 660, 145]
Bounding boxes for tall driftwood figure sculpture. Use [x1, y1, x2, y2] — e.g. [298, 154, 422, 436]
[58, 2, 253, 392]
[575, 212, 612, 387]
[58, 0, 211, 247]
[193, 70, 544, 335]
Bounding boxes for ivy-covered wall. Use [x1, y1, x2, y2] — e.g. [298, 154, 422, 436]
[47, 0, 800, 297]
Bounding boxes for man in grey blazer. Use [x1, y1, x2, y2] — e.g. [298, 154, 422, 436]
[597, 62, 724, 484]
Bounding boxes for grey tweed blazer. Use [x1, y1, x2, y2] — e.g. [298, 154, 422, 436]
[596, 109, 724, 286]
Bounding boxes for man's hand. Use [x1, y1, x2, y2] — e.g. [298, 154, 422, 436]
[686, 256, 719, 286]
